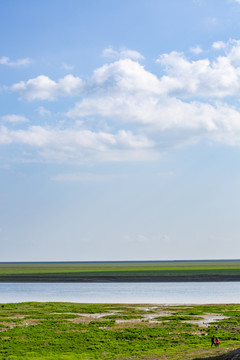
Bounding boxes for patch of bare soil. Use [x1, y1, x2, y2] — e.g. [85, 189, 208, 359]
[44, 306, 230, 333]
[183, 314, 229, 328]
[64, 305, 229, 329]
[22, 318, 40, 326]
[68, 312, 117, 324]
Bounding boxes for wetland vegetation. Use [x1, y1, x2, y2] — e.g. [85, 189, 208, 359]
[1, 260, 240, 282]
[1, 302, 240, 359]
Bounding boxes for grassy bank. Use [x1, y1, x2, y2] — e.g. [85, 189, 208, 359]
[1, 261, 240, 282]
[0, 302, 240, 359]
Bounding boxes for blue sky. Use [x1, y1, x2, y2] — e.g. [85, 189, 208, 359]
[1, 0, 240, 261]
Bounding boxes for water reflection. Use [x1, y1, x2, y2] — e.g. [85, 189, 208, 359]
[0, 282, 239, 304]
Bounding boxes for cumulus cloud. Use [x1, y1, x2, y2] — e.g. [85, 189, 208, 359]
[156, 40, 240, 97]
[0, 125, 157, 163]
[88, 59, 161, 98]
[4, 39, 240, 164]
[67, 93, 240, 145]
[12, 74, 83, 101]
[67, 57, 240, 133]
[65, 43, 240, 151]
[0, 56, 31, 66]
[1, 114, 29, 123]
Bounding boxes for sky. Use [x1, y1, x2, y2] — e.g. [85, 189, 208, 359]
[1, 0, 240, 261]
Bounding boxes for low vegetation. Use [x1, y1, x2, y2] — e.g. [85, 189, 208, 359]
[1, 260, 240, 281]
[1, 302, 240, 359]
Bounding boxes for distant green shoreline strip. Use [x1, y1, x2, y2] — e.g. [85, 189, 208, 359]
[1, 276, 240, 282]
[1, 260, 240, 282]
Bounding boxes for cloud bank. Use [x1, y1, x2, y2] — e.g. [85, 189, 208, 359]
[4, 41, 240, 164]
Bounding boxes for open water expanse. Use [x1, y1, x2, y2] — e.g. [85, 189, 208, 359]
[1, 282, 240, 304]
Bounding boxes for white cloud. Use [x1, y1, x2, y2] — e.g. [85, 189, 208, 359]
[212, 41, 226, 50]
[156, 41, 240, 97]
[65, 48, 240, 150]
[0, 56, 31, 66]
[190, 45, 203, 54]
[67, 56, 240, 130]
[102, 47, 144, 60]
[5, 39, 240, 164]
[12, 74, 83, 101]
[1, 114, 29, 123]
[67, 92, 240, 144]
[89, 59, 161, 96]
[0, 125, 157, 163]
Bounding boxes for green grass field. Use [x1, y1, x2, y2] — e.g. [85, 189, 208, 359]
[1, 261, 240, 281]
[0, 302, 240, 359]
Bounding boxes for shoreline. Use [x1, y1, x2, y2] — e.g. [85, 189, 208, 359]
[1, 274, 240, 282]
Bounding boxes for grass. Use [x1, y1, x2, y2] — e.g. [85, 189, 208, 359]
[0, 302, 240, 359]
[1, 260, 240, 281]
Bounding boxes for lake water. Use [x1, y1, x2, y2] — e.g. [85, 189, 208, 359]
[1, 282, 240, 304]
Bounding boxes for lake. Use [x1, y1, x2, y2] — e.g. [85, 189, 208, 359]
[1, 282, 240, 304]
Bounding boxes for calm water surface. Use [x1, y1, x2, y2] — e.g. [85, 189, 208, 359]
[1, 282, 240, 304]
